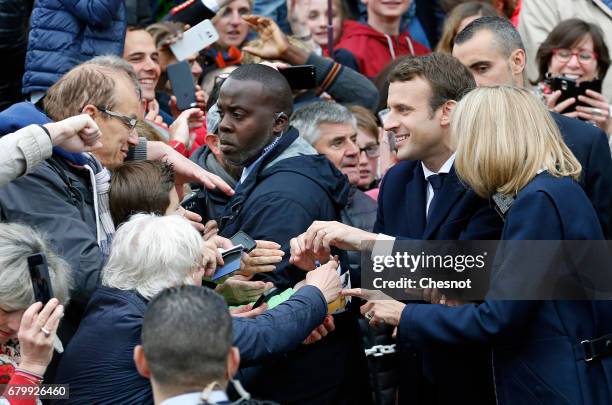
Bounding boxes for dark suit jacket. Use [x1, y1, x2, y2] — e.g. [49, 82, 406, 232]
[553, 113, 612, 238]
[398, 173, 612, 405]
[375, 160, 501, 240]
[374, 160, 502, 405]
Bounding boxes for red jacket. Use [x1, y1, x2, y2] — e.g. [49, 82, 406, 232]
[335, 20, 430, 78]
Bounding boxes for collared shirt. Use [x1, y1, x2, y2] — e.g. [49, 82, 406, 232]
[421, 153, 456, 217]
[160, 390, 229, 405]
[239, 136, 281, 184]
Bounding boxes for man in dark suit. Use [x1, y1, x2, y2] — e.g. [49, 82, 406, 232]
[453, 16, 612, 238]
[291, 53, 502, 405]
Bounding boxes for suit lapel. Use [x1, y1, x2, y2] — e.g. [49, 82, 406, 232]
[404, 163, 427, 237]
[423, 166, 466, 238]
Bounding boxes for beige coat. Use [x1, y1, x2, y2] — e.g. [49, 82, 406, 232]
[0, 125, 53, 187]
[519, 0, 612, 100]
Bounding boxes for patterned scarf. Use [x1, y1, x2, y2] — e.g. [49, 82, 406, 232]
[83, 154, 115, 256]
[203, 46, 242, 68]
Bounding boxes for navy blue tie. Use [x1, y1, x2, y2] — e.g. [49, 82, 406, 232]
[427, 173, 447, 220]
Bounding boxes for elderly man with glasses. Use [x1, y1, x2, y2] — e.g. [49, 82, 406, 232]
[0, 55, 233, 384]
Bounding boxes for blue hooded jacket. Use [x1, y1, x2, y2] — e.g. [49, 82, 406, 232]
[22, 0, 126, 95]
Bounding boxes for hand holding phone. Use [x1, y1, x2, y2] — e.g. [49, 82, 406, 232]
[27, 253, 54, 305]
[279, 65, 317, 90]
[169, 19, 219, 61]
[548, 76, 602, 114]
[167, 61, 197, 111]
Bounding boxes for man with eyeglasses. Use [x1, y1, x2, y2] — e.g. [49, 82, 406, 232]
[0, 55, 233, 383]
[451, 16, 612, 238]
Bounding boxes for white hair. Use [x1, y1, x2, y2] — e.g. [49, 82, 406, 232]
[291, 101, 357, 145]
[0, 223, 72, 311]
[101, 214, 203, 300]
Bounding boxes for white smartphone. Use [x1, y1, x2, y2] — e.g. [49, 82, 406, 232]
[170, 19, 219, 61]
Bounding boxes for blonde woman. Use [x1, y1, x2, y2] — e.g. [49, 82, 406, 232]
[345, 86, 610, 404]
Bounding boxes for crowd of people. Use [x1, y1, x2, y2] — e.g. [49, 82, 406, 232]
[0, 0, 611, 404]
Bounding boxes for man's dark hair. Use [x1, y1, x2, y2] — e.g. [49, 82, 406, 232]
[227, 64, 294, 117]
[142, 286, 233, 389]
[454, 16, 524, 58]
[109, 160, 175, 226]
[389, 53, 476, 113]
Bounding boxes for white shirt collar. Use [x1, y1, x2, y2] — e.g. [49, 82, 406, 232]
[160, 390, 229, 405]
[421, 153, 456, 179]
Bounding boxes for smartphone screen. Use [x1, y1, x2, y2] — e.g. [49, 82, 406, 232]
[230, 231, 257, 253]
[167, 61, 197, 111]
[27, 253, 54, 305]
[279, 65, 317, 90]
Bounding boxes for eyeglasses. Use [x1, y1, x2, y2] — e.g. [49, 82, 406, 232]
[552, 48, 598, 64]
[359, 144, 380, 158]
[96, 106, 138, 131]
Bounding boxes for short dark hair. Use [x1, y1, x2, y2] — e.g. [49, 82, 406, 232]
[534, 18, 610, 84]
[389, 53, 476, 113]
[109, 160, 175, 226]
[227, 64, 294, 117]
[141, 286, 233, 388]
[454, 16, 524, 58]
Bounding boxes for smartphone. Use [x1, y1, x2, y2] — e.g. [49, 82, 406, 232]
[253, 287, 284, 308]
[167, 61, 197, 111]
[27, 253, 54, 305]
[549, 76, 602, 114]
[230, 230, 257, 253]
[212, 246, 243, 281]
[169, 19, 219, 61]
[279, 65, 317, 90]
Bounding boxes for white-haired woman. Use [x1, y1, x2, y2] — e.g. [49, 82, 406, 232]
[345, 87, 611, 404]
[54, 213, 341, 404]
[0, 223, 70, 405]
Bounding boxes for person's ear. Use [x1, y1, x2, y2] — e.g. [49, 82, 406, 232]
[272, 112, 289, 133]
[509, 48, 526, 76]
[439, 100, 457, 127]
[82, 104, 98, 119]
[226, 347, 240, 380]
[133, 345, 152, 379]
[206, 134, 221, 154]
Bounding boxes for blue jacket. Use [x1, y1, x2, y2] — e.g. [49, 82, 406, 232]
[23, 0, 126, 95]
[398, 173, 612, 405]
[552, 113, 612, 238]
[374, 161, 502, 404]
[53, 285, 327, 405]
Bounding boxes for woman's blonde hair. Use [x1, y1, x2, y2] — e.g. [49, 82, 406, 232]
[452, 86, 581, 198]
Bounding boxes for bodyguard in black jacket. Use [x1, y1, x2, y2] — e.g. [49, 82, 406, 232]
[212, 64, 369, 404]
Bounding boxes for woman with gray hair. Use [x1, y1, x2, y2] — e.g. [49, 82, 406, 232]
[54, 213, 218, 404]
[0, 223, 70, 404]
[54, 213, 342, 404]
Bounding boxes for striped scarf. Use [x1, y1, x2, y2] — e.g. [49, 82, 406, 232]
[84, 155, 115, 256]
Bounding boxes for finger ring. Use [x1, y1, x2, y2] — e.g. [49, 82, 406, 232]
[592, 108, 602, 116]
[365, 312, 373, 320]
[41, 327, 51, 337]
